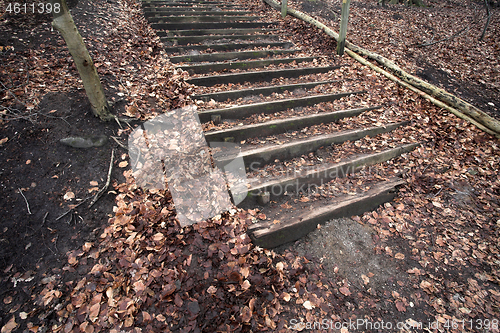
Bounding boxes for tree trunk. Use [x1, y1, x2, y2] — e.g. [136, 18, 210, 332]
[51, 0, 113, 121]
[262, 0, 500, 137]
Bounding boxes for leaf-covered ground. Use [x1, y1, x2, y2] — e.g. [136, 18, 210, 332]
[1, 0, 499, 332]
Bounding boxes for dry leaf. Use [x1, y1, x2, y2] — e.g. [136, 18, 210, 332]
[118, 161, 129, 168]
[303, 300, 314, 309]
[241, 280, 251, 290]
[0, 138, 8, 145]
[339, 286, 351, 296]
[240, 306, 252, 323]
[89, 181, 99, 186]
[1, 317, 18, 333]
[88, 187, 99, 193]
[361, 274, 370, 285]
[432, 201, 442, 208]
[395, 301, 406, 312]
[207, 286, 217, 294]
[64, 191, 75, 201]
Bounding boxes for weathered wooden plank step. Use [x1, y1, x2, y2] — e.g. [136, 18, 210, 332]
[197, 91, 364, 122]
[204, 106, 380, 142]
[194, 80, 341, 101]
[179, 57, 316, 75]
[240, 143, 420, 201]
[143, 0, 236, 5]
[216, 122, 407, 167]
[144, 4, 239, 9]
[144, 11, 252, 18]
[164, 41, 293, 54]
[162, 34, 282, 45]
[158, 28, 276, 37]
[152, 22, 275, 30]
[170, 49, 300, 63]
[247, 178, 405, 248]
[149, 15, 258, 23]
[187, 65, 342, 86]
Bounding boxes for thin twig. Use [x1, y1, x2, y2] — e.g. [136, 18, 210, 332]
[417, 26, 470, 47]
[89, 149, 115, 207]
[118, 78, 130, 96]
[42, 212, 49, 226]
[56, 196, 91, 221]
[110, 136, 128, 149]
[18, 188, 32, 215]
[0, 81, 27, 107]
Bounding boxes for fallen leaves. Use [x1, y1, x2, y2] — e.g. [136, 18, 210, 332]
[63, 191, 75, 200]
[1, 317, 18, 333]
[339, 286, 351, 297]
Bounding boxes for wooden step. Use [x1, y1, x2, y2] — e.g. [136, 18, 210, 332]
[164, 41, 293, 54]
[247, 178, 406, 248]
[215, 122, 407, 167]
[187, 65, 342, 86]
[149, 15, 258, 23]
[143, 1, 237, 6]
[204, 106, 380, 142]
[179, 57, 316, 74]
[144, 10, 252, 17]
[198, 91, 364, 122]
[152, 22, 275, 30]
[239, 143, 420, 202]
[158, 28, 277, 37]
[162, 34, 282, 45]
[170, 49, 300, 63]
[194, 79, 342, 101]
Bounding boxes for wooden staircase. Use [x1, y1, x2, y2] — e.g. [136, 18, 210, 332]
[142, 0, 420, 247]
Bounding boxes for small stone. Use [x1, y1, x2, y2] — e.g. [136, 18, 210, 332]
[60, 135, 107, 148]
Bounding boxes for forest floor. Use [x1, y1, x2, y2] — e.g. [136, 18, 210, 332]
[0, 0, 499, 332]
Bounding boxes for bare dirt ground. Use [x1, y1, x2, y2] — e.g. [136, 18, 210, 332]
[0, 0, 499, 332]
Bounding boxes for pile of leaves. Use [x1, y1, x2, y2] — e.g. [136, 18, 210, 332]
[33, 170, 347, 332]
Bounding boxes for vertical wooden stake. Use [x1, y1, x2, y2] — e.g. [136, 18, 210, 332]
[337, 0, 351, 56]
[281, 0, 287, 18]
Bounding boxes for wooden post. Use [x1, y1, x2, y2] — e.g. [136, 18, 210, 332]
[337, 0, 351, 56]
[281, 0, 287, 18]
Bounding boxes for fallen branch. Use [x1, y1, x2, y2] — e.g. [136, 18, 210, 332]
[262, 0, 500, 137]
[345, 49, 500, 138]
[89, 149, 115, 207]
